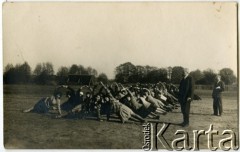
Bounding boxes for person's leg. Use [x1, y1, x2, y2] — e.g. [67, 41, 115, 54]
[184, 100, 191, 125]
[180, 101, 186, 124]
[155, 108, 166, 113]
[217, 97, 223, 116]
[97, 105, 102, 121]
[106, 107, 111, 121]
[23, 107, 34, 113]
[129, 116, 139, 122]
[71, 104, 82, 113]
[213, 98, 217, 115]
[131, 113, 145, 122]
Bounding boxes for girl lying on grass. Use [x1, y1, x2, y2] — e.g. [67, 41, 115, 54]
[23, 86, 63, 118]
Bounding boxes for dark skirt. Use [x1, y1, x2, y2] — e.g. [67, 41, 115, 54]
[61, 101, 75, 111]
[137, 104, 157, 118]
[32, 98, 49, 113]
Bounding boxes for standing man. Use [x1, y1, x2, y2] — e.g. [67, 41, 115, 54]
[212, 75, 225, 116]
[178, 68, 194, 127]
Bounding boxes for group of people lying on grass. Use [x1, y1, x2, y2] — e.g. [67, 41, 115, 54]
[23, 82, 201, 123]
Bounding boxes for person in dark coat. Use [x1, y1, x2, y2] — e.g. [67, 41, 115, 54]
[178, 68, 194, 127]
[212, 75, 225, 116]
[60, 85, 83, 112]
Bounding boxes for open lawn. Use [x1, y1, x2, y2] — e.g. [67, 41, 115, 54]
[3, 85, 239, 149]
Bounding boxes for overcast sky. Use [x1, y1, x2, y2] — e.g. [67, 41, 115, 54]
[3, 2, 237, 79]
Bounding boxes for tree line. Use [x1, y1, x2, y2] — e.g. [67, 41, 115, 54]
[3, 62, 108, 85]
[3, 61, 237, 85]
[115, 62, 237, 85]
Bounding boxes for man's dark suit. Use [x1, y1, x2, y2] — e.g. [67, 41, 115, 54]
[212, 80, 225, 116]
[178, 75, 194, 125]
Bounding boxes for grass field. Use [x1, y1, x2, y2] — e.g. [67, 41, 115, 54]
[3, 85, 239, 149]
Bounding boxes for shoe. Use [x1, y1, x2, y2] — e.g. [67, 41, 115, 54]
[181, 123, 189, 127]
[156, 115, 160, 120]
[179, 122, 184, 126]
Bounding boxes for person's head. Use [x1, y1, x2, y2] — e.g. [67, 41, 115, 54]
[54, 92, 62, 99]
[79, 91, 84, 96]
[86, 92, 91, 98]
[182, 68, 189, 77]
[121, 89, 127, 95]
[104, 96, 110, 102]
[216, 75, 221, 82]
[126, 95, 131, 101]
[95, 94, 101, 101]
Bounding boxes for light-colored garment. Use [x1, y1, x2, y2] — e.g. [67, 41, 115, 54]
[139, 97, 151, 108]
[112, 100, 134, 122]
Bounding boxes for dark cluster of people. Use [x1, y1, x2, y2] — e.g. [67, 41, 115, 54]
[23, 80, 188, 123]
[26, 68, 223, 127]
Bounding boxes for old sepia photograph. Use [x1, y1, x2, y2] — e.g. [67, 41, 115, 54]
[2, 2, 239, 150]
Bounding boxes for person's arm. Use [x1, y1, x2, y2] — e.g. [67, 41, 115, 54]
[126, 88, 134, 97]
[112, 82, 120, 92]
[56, 98, 62, 118]
[142, 88, 151, 95]
[218, 81, 225, 92]
[187, 76, 194, 101]
[100, 82, 115, 100]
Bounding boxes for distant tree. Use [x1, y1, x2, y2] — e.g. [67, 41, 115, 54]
[97, 73, 108, 84]
[171, 66, 184, 84]
[3, 62, 31, 84]
[69, 64, 79, 74]
[43, 62, 54, 75]
[147, 68, 168, 83]
[135, 65, 147, 83]
[86, 66, 98, 77]
[219, 68, 237, 85]
[91, 69, 98, 77]
[69, 64, 92, 75]
[157, 68, 168, 82]
[190, 69, 204, 84]
[199, 69, 217, 85]
[78, 65, 88, 75]
[4, 64, 14, 73]
[18, 62, 31, 83]
[115, 62, 136, 83]
[167, 67, 173, 82]
[57, 66, 69, 77]
[3, 65, 17, 84]
[144, 65, 158, 75]
[33, 62, 54, 84]
[33, 63, 43, 75]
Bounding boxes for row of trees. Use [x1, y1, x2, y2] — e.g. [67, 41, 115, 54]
[3, 62, 109, 85]
[115, 62, 237, 85]
[3, 61, 237, 85]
